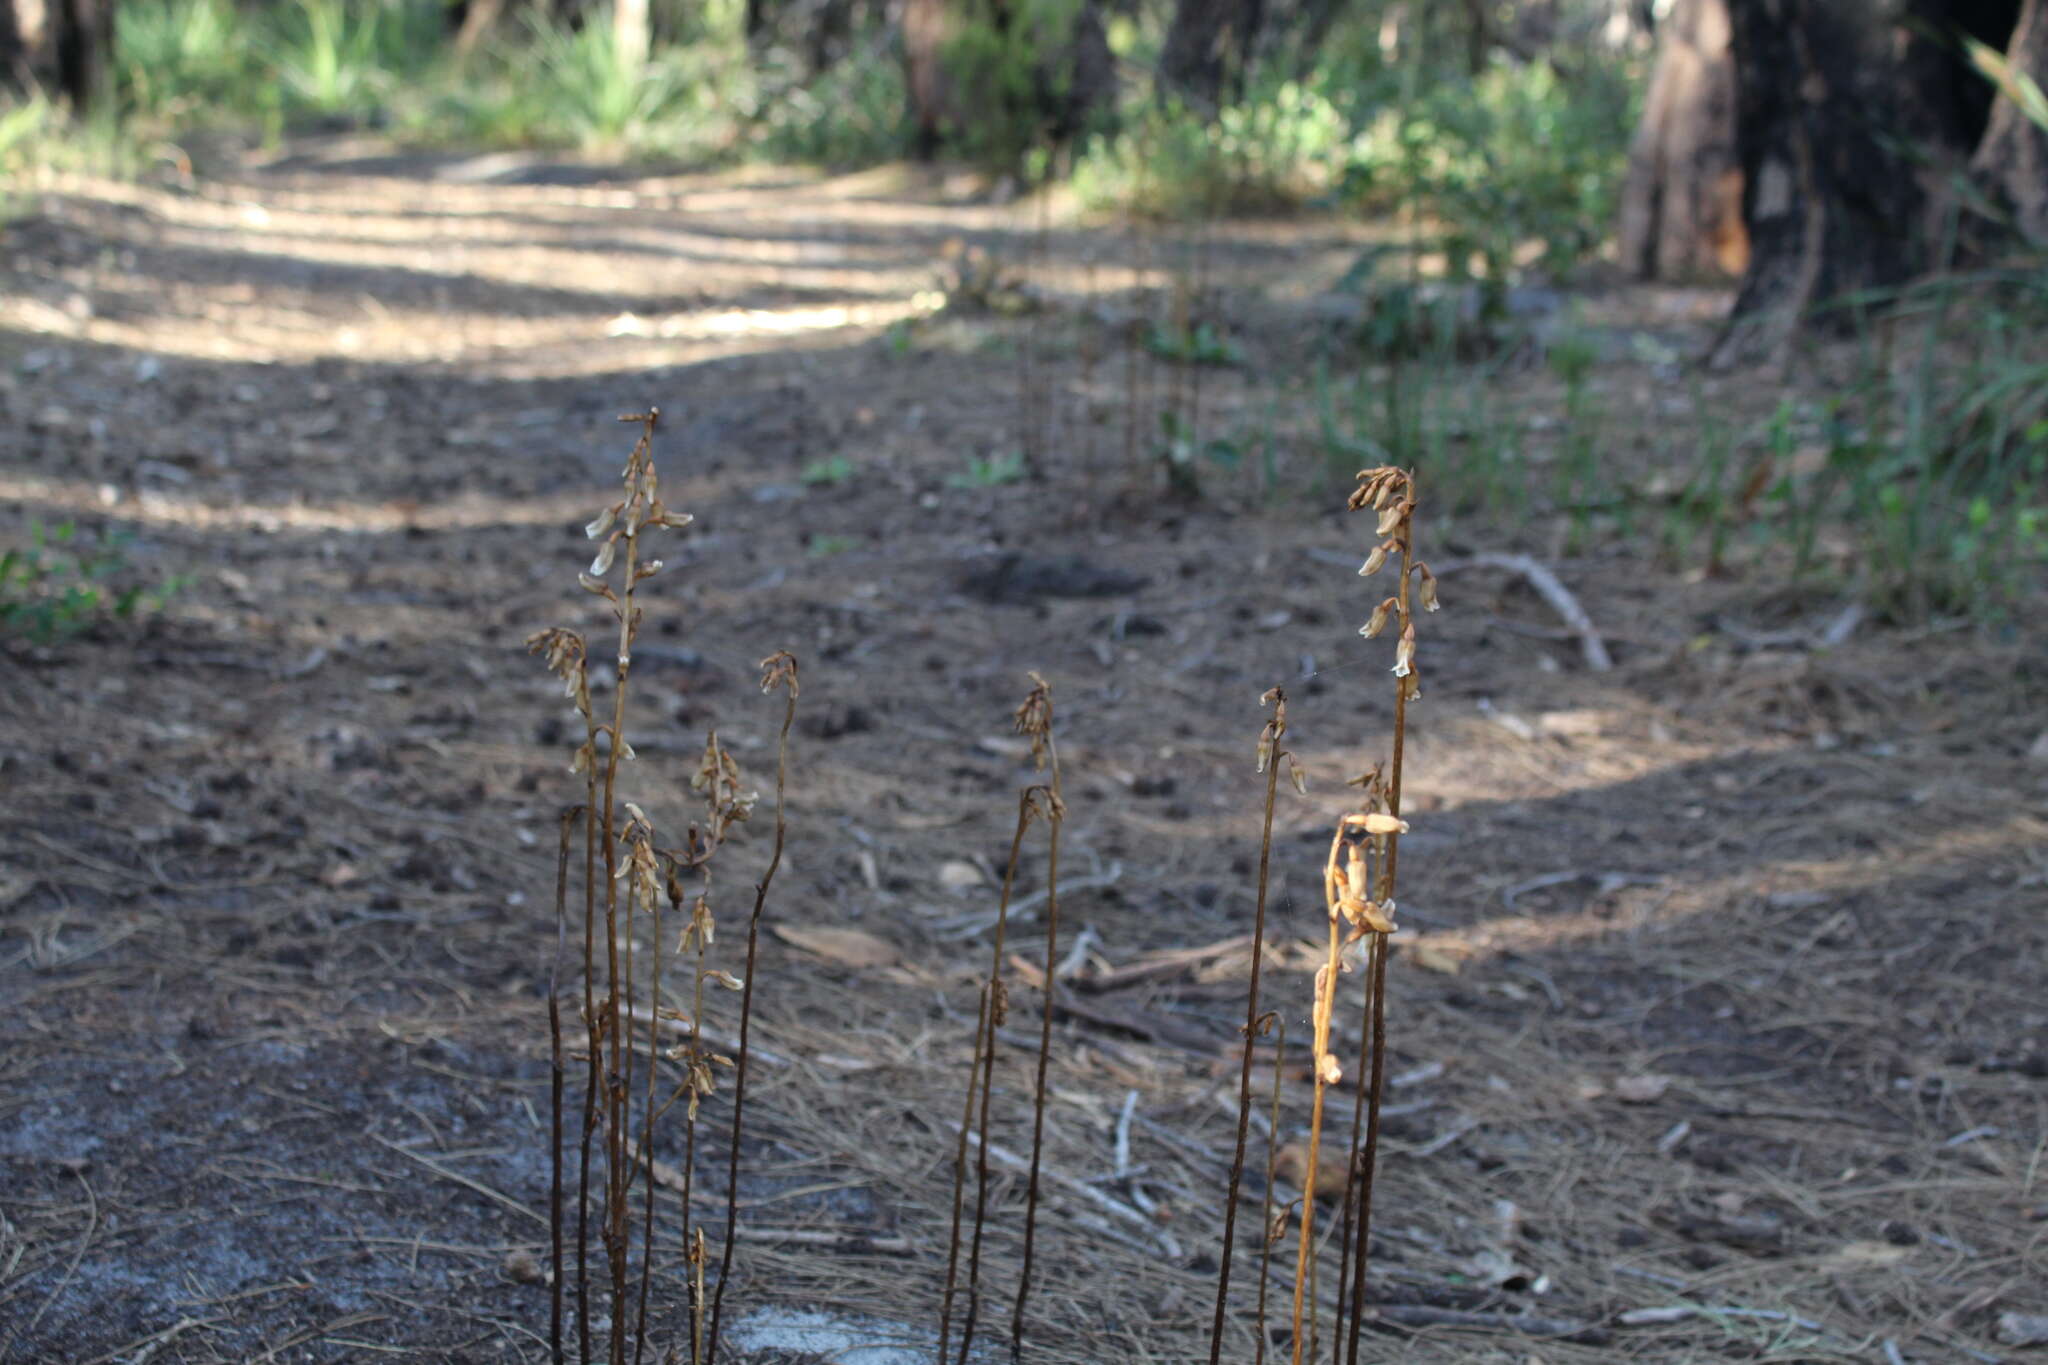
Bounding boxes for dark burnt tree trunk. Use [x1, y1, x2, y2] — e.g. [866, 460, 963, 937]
[1972, 0, 2048, 242]
[0, 0, 29, 93]
[1159, 0, 1265, 111]
[902, 0, 1114, 161]
[4, 0, 114, 109]
[1618, 0, 1747, 280]
[1711, 0, 2021, 360]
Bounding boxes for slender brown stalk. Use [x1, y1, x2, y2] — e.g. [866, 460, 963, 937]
[1011, 703, 1063, 1360]
[598, 441, 644, 1365]
[1254, 1016, 1286, 1365]
[1289, 866, 1345, 1365]
[706, 653, 799, 1365]
[938, 985, 993, 1365]
[579, 710, 600, 1364]
[958, 788, 1040, 1365]
[1338, 464, 1433, 1364]
[550, 806, 581, 1365]
[1343, 935, 1388, 1365]
[630, 862, 662, 1365]
[1208, 689, 1292, 1365]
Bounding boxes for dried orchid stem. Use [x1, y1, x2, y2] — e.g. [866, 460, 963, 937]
[1012, 697, 1063, 1361]
[531, 408, 699, 1365]
[550, 806, 580, 1365]
[598, 425, 648, 1365]
[678, 895, 708, 1360]
[1343, 933, 1388, 1365]
[1254, 1015, 1286, 1365]
[579, 708, 600, 1365]
[1208, 689, 1292, 1365]
[938, 983, 992, 1365]
[706, 653, 799, 1365]
[631, 850, 664, 1365]
[958, 787, 1039, 1365]
[1289, 858, 1345, 1365]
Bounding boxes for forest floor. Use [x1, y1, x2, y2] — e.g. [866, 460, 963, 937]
[1, 143, 2044, 1365]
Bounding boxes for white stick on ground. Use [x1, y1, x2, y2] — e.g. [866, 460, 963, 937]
[1438, 554, 1613, 672]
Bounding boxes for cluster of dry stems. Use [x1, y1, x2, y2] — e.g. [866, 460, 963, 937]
[528, 411, 798, 1365]
[525, 414, 1434, 1365]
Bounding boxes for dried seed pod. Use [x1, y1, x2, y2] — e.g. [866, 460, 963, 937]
[1318, 1052, 1342, 1084]
[589, 537, 618, 577]
[1360, 595, 1398, 639]
[1415, 564, 1440, 612]
[1361, 812, 1408, 835]
[585, 503, 622, 540]
[1392, 620, 1416, 677]
[1286, 754, 1308, 796]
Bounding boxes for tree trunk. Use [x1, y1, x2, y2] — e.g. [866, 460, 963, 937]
[1971, 0, 2048, 242]
[1617, 0, 1747, 280]
[1159, 0, 1265, 111]
[1711, 0, 2018, 361]
[902, 0, 1115, 161]
[614, 0, 649, 76]
[0, 0, 30, 94]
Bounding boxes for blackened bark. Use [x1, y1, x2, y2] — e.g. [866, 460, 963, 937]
[1, 0, 27, 93]
[902, 0, 1114, 160]
[26, 0, 113, 110]
[1715, 0, 2024, 357]
[1160, 0, 1266, 111]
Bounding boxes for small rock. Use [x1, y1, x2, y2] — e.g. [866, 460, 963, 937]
[503, 1249, 545, 1285]
[1996, 1312, 2048, 1347]
[937, 860, 982, 890]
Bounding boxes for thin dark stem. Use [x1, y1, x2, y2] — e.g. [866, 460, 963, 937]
[577, 764, 599, 1365]
[1254, 1018, 1286, 1365]
[938, 986, 992, 1365]
[706, 666, 798, 1365]
[550, 806, 580, 1365]
[958, 794, 1035, 1365]
[1343, 936, 1388, 1365]
[631, 878, 661, 1365]
[1011, 742, 1064, 1360]
[1208, 695, 1286, 1365]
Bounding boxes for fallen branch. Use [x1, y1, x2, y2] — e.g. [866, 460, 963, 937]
[933, 865, 1124, 939]
[938, 1118, 1178, 1256]
[1438, 554, 1612, 671]
[1372, 1302, 1608, 1344]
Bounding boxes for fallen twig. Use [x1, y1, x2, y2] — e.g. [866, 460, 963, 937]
[1437, 554, 1612, 671]
[1372, 1302, 1608, 1344]
[372, 1136, 545, 1227]
[932, 865, 1123, 939]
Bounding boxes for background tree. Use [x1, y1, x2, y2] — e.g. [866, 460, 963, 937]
[1159, 0, 1266, 110]
[1970, 0, 2048, 242]
[2, 0, 114, 109]
[1698, 0, 2025, 358]
[1616, 0, 1747, 280]
[901, 0, 1115, 164]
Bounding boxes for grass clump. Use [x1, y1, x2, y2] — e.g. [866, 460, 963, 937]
[0, 520, 188, 644]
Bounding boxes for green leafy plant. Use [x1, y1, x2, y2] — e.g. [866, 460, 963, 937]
[1158, 410, 1241, 498]
[948, 451, 1029, 489]
[0, 521, 187, 644]
[1146, 320, 1243, 368]
[800, 455, 856, 487]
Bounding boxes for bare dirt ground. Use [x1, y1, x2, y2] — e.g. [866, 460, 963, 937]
[2, 144, 2044, 1364]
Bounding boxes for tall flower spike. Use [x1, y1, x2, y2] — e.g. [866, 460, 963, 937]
[1013, 672, 1055, 771]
